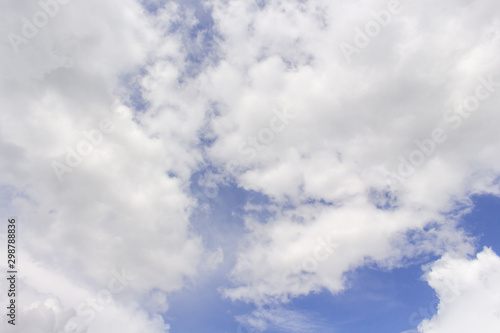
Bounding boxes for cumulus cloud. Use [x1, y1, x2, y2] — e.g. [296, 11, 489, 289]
[201, 0, 500, 303]
[0, 0, 219, 331]
[418, 247, 500, 333]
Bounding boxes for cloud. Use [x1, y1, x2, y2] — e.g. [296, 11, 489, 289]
[418, 247, 500, 333]
[0, 0, 220, 331]
[236, 305, 324, 333]
[202, 0, 500, 304]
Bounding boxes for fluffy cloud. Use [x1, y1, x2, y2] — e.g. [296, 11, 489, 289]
[201, 0, 500, 303]
[0, 0, 219, 331]
[418, 247, 500, 333]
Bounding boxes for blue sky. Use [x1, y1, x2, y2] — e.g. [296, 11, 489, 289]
[1, 1, 500, 333]
[166, 184, 500, 333]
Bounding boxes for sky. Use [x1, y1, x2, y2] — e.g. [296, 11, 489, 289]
[0, 0, 500, 332]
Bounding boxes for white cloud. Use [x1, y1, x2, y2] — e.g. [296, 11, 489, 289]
[418, 247, 500, 333]
[236, 305, 323, 333]
[0, 1, 219, 331]
[202, 0, 500, 304]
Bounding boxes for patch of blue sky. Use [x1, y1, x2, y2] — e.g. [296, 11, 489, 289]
[179, 22, 220, 81]
[458, 194, 500, 254]
[118, 68, 150, 113]
[288, 263, 438, 333]
[278, 194, 500, 333]
[166, 181, 269, 333]
[140, 0, 165, 15]
[369, 188, 399, 210]
[188, 173, 273, 248]
[155, 0, 220, 81]
[165, 275, 255, 333]
[167, 185, 500, 332]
